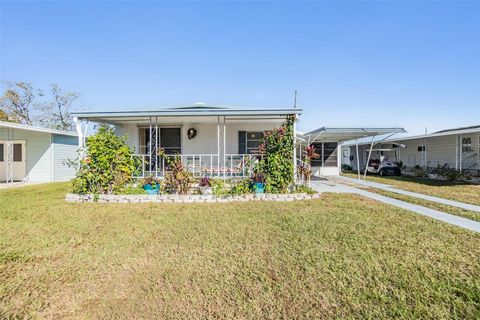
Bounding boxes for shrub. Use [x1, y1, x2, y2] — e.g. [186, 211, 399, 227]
[72, 126, 139, 195]
[199, 176, 211, 187]
[413, 165, 428, 178]
[341, 164, 352, 171]
[298, 144, 319, 183]
[160, 150, 192, 195]
[251, 171, 266, 184]
[294, 184, 317, 195]
[210, 178, 228, 196]
[257, 115, 296, 193]
[432, 164, 472, 181]
[119, 184, 146, 195]
[229, 178, 251, 195]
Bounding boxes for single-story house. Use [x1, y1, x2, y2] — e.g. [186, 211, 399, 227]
[0, 121, 78, 183]
[342, 125, 480, 176]
[73, 104, 302, 179]
[72, 104, 404, 179]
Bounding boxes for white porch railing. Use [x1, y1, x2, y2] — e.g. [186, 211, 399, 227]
[133, 154, 264, 179]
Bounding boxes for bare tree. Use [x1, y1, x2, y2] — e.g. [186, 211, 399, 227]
[42, 84, 79, 131]
[0, 82, 43, 125]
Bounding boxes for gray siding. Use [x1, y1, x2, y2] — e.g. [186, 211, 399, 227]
[344, 132, 480, 171]
[52, 134, 78, 182]
[0, 127, 52, 182]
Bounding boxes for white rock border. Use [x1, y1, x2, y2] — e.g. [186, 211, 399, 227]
[65, 192, 321, 203]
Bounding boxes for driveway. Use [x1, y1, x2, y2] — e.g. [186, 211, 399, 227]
[310, 178, 480, 234]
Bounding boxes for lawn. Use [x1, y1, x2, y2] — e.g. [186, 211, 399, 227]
[366, 188, 480, 223]
[1, 183, 479, 319]
[343, 172, 480, 206]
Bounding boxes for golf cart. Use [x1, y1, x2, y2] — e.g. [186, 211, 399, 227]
[367, 155, 401, 176]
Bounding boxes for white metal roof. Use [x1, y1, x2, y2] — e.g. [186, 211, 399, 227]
[347, 124, 480, 146]
[72, 105, 302, 123]
[303, 127, 406, 143]
[0, 121, 77, 137]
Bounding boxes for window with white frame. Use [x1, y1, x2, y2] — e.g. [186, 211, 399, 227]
[462, 137, 473, 153]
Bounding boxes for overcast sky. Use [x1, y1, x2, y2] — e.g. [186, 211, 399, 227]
[1, 1, 479, 135]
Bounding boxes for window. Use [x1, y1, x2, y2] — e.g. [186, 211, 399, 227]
[139, 127, 181, 155]
[0, 143, 3, 162]
[13, 144, 22, 162]
[310, 142, 338, 167]
[246, 131, 264, 154]
[417, 146, 425, 152]
[462, 137, 473, 153]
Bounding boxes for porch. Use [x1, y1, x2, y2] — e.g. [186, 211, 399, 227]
[73, 105, 302, 180]
[133, 153, 264, 178]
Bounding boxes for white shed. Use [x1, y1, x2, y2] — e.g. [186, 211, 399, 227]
[0, 121, 78, 183]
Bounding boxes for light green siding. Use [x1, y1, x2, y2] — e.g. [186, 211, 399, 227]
[0, 127, 52, 182]
[52, 134, 78, 181]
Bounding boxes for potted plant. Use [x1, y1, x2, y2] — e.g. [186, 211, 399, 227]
[251, 172, 266, 193]
[199, 176, 212, 195]
[142, 176, 161, 195]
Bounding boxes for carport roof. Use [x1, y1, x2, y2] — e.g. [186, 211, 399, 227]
[303, 127, 406, 143]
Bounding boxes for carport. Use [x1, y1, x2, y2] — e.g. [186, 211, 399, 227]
[301, 127, 406, 179]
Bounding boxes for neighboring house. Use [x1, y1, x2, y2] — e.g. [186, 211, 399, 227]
[72, 104, 302, 179]
[302, 127, 405, 176]
[343, 125, 480, 176]
[0, 121, 78, 183]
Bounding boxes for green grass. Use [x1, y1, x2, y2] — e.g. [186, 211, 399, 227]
[365, 188, 480, 223]
[343, 172, 480, 206]
[1, 183, 479, 319]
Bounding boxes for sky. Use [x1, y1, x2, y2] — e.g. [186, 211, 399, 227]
[0, 1, 479, 135]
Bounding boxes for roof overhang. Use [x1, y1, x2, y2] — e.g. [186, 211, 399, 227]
[0, 121, 77, 136]
[71, 106, 302, 124]
[303, 127, 406, 143]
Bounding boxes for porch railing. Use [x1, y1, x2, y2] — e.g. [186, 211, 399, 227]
[133, 154, 264, 179]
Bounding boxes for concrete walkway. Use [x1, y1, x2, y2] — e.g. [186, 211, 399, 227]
[334, 175, 480, 213]
[311, 180, 480, 234]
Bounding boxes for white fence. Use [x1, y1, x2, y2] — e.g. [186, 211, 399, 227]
[133, 154, 264, 179]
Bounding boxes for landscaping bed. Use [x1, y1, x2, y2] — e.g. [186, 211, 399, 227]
[66, 192, 321, 203]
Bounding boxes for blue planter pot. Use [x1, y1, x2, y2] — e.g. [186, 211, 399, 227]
[254, 182, 265, 193]
[143, 184, 153, 190]
[145, 188, 159, 195]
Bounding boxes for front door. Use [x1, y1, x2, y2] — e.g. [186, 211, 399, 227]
[139, 127, 182, 155]
[159, 128, 181, 154]
[0, 141, 26, 182]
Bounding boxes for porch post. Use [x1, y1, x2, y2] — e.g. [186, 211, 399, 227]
[155, 116, 158, 177]
[455, 134, 459, 170]
[74, 117, 84, 149]
[355, 139, 360, 180]
[363, 136, 375, 180]
[459, 134, 463, 171]
[149, 117, 152, 174]
[217, 117, 220, 177]
[293, 117, 297, 182]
